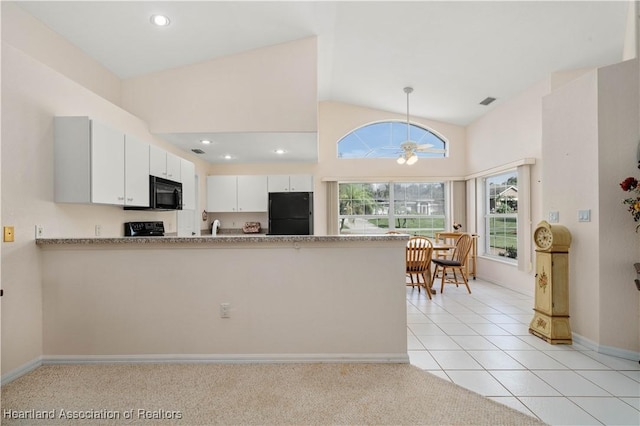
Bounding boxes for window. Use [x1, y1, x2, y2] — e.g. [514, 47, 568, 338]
[337, 121, 446, 159]
[339, 182, 446, 237]
[485, 171, 518, 261]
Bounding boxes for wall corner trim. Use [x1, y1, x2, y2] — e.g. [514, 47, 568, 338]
[1, 357, 44, 386]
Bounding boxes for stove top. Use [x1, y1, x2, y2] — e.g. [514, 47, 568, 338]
[124, 221, 165, 237]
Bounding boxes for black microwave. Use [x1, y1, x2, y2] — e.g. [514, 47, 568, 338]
[150, 176, 182, 210]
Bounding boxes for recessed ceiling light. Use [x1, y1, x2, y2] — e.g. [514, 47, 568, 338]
[201, 139, 211, 145]
[150, 14, 170, 27]
[274, 149, 286, 155]
[223, 155, 232, 160]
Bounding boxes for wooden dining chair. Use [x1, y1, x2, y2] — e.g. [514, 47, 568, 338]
[434, 232, 461, 259]
[406, 236, 434, 299]
[431, 233, 473, 294]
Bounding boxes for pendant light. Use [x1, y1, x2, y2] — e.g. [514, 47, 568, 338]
[397, 86, 418, 166]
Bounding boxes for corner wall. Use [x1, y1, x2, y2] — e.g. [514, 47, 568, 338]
[465, 79, 548, 294]
[542, 59, 640, 356]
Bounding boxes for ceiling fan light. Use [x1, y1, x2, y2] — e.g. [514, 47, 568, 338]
[150, 14, 170, 26]
[406, 153, 418, 165]
[397, 155, 406, 165]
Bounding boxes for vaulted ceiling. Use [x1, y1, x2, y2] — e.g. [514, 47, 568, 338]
[14, 1, 631, 163]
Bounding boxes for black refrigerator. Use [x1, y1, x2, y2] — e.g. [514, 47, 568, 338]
[268, 192, 313, 235]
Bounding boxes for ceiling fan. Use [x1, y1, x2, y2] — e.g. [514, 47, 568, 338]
[396, 87, 434, 165]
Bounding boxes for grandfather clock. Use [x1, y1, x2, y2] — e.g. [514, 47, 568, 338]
[529, 220, 573, 344]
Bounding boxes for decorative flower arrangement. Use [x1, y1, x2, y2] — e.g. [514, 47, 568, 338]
[619, 176, 640, 231]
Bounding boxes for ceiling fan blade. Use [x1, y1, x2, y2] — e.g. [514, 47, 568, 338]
[415, 143, 434, 151]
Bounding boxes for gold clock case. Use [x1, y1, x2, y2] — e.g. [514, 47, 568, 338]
[529, 221, 573, 344]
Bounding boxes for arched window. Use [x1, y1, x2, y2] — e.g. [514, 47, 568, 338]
[337, 121, 447, 159]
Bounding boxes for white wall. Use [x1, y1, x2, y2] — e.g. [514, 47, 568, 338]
[0, 43, 210, 376]
[40, 240, 407, 361]
[542, 59, 640, 356]
[1, 2, 122, 106]
[466, 79, 548, 294]
[542, 70, 601, 345]
[121, 37, 318, 134]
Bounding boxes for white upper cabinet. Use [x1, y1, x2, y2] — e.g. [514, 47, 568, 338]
[166, 153, 181, 182]
[207, 175, 268, 213]
[237, 175, 268, 212]
[180, 158, 196, 210]
[90, 120, 125, 205]
[124, 134, 150, 207]
[150, 145, 181, 182]
[55, 116, 128, 205]
[267, 174, 313, 192]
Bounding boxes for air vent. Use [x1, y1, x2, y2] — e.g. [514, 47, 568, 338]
[191, 148, 205, 154]
[479, 97, 496, 106]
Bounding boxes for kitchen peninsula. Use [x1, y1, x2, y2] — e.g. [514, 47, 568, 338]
[36, 235, 409, 364]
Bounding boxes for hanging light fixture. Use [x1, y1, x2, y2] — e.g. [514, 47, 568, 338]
[397, 86, 419, 166]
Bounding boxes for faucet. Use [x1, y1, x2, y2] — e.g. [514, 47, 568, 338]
[212, 220, 221, 235]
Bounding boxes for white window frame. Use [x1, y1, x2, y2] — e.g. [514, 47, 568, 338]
[466, 159, 534, 272]
[337, 181, 448, 237]
[484, 170, 519, 264]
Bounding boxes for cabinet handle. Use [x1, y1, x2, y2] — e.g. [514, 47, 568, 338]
[127, 198, 133, 202]
[117, 196, 124, 201]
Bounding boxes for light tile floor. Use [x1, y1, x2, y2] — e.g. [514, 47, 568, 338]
[407, 279, 640, 425]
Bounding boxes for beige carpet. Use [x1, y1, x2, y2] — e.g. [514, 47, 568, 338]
[1, 363, 546, 425]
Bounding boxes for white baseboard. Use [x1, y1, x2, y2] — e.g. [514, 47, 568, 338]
[1, 357, 43, 386]
[1, 353, 409, 385]
[41, 353, 410, 365]
[572, 333, 640, 362]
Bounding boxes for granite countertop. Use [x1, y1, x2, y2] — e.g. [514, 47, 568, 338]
[35, 234, 410, 246]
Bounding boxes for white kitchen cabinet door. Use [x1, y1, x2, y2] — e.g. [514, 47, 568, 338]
[207, 175, 237, 212]
[149, 145, 167, 178]
[124, 135, 149, 207]
[181, 158, 196, 210]
[289, 175, 314, 192]
[238, 175, 268, 212]
[166, 152, 181, 182]
[267, 174, 313, 192]
[91, 120, 125, 205]
[150, 146, 181, 182]
[267, 175, 291, 192]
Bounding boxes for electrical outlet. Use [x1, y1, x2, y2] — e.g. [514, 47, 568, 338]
[95, 225, 102, 236]
[548, 211, 559, 223]
[220, 303, 231, 318]
[35, 225, 44, 238]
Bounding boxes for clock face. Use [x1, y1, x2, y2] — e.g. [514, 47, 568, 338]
[534, 227, 553, 249]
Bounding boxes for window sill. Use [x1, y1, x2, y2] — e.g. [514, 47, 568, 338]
[478, 255, 517, 267]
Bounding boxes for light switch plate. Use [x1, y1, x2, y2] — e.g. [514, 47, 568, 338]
[548, 211, 559, 223]
[4, 226, 15, 242]
[578, 209, 591, 222]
